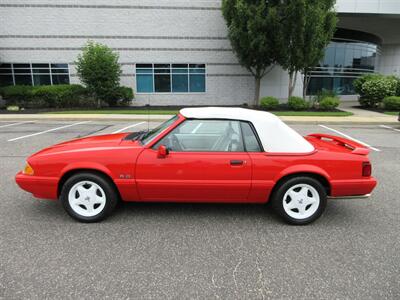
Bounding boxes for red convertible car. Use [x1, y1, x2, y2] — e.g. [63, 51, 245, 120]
[16, 107, 377, 224]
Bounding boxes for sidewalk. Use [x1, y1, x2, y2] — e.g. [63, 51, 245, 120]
[279, 101, 398, 124]
[0, 103, 398, 124]
[338, 101, 393, 118]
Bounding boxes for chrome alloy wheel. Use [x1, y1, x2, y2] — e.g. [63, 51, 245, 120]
[282, 183, 320, 220]
[68, 181, 106, 217]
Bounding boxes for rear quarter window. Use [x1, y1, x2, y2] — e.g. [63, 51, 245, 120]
[241, 122, 262, 152]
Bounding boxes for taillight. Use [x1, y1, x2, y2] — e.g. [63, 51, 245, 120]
[362, 162, 371, 177]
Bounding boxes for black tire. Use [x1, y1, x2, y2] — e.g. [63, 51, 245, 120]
[271, 176, 327, 225]
[60, 172, 118, 223]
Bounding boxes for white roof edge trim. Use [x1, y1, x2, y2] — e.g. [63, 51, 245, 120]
[180, 107, 315, 153]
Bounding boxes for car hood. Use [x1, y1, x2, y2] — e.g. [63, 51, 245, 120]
[55, 133, 129, 147]
[30, 133, 138, 158]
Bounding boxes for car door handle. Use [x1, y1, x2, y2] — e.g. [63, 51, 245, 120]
[230, 160, 245, 166]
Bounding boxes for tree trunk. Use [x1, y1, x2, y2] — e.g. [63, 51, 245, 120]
[97, 98, 101, 108]
[288, 71, 297, 98]
[303, 71, 310, 99]
[254, 76, 261, 106]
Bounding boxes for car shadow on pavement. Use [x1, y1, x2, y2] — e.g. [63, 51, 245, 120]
[114, 201, 284, 224]
[24, 196, 355, 226]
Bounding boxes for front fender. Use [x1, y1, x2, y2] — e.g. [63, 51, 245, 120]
[59, 162, 114, 180]
[58, 162, 140, 202]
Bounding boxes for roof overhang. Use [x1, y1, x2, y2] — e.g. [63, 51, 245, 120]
[338, 13, 400, 44]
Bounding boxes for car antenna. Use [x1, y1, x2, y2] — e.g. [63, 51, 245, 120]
[146, 94, 150, 132]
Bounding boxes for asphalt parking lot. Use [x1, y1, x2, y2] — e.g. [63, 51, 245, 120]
[0, 119, 399, 299]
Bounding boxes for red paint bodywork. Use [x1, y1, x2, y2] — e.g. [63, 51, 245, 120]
[16, 114, 377, 203]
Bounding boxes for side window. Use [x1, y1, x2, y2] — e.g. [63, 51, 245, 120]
[241, 122, 262, 152]
[154, 120, 244, 152]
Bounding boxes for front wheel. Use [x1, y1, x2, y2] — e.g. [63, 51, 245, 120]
[271, 176, 327, 225]
[60, 172, 118, 223]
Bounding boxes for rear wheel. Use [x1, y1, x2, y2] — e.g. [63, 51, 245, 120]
[271, 176, 327, 225]
[60, 172, 118, 223]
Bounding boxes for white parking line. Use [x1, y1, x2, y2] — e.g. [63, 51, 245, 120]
[0, 121, 34, 128]
[8, 121, 92, 142]
[379, 125, 400, 132]
[318, 125, 381, 152]
[112, 122, 146, 134]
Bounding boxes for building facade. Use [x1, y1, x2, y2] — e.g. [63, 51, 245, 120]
[1, 0, 400, 106]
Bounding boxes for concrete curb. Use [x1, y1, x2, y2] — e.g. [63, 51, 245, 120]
[0, 113, 398, 125]
[0, 114, 173, 122]
[279, 116, 399, 125]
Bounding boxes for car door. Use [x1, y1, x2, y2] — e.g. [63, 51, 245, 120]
[135, 119, 252, 202]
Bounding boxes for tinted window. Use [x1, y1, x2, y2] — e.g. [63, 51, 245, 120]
[172, 74, 188, 92]
[136, 63, 206, 93]
[154, 74, 170, 92]
[241, 122, 262, 152]
[0, 75, 13, 86]
[0, 63, 69, 86]
[33, 74, 51, 85]
[307, 37, 380, 95]
[14, 75, 32, 85]
[189, 74, 205, 92]
[52, 74, 70, 84]
[136, 74, 153, 92]
[155, 120, 244, 152]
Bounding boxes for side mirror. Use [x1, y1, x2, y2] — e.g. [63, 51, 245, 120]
[157, 145, 169, 158]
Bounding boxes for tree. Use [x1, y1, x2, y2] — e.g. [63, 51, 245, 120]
[76, 41, 122, 107]
[279, 0, 337, 98]
[222, 0, 285, 105]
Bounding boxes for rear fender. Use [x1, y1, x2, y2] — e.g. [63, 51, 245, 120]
[274, 164, 331, 183]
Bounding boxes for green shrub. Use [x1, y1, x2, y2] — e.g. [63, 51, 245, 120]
[260, 96, 279, 110]
[107, 86, 134, 106]
[319, 97, 340, 110]
[353, 74, 399, 107]
[313, 89, 337, 103]
[386, 75, 400, 96]
[0, 84, 134, 108]
[353, 74, 383, 96]
[31, 84, 90, 108]
[383, 96, 400, 110]
[0, 85, 41, 107]
[0, 84, 98, 108]
[288, 96, 309, 110]
[360, 76, 397, 107]
[0, 85, 34, 102]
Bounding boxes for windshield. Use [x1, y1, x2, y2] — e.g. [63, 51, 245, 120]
[140, 115, 179, 145]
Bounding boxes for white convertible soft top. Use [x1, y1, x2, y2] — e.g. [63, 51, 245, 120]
[180, 107, 314, 153]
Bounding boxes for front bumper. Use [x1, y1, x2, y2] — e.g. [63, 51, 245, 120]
[330, 177, 377, 198]
[15, 172, 58, 200]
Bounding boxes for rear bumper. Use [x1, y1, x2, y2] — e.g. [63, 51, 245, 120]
[15, 172, 58, 200]
[330, 177, 377, 198]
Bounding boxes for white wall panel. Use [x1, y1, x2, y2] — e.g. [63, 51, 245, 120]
[336, 0, 400, 14]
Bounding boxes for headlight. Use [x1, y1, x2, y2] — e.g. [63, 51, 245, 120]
[23, 163, 34, 175]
